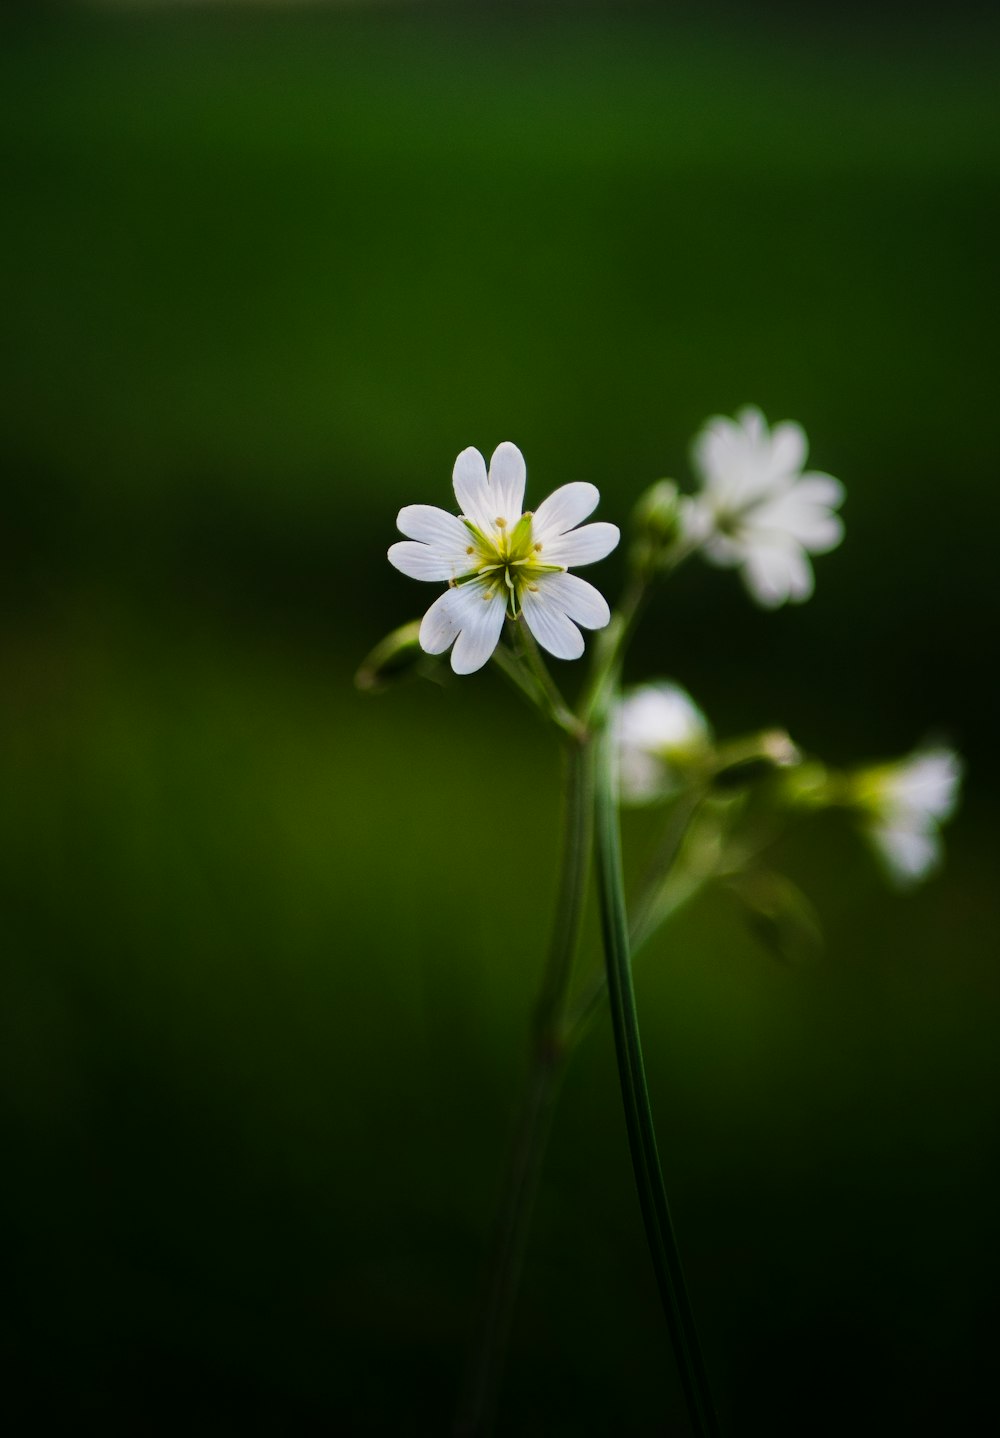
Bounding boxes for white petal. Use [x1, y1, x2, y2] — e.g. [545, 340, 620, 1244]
[736, 405, 767, 444]
[870, 821, 940, 886]
[397, 504, 471, 549]
[693, 407, 800, 510]
[741, 540, 814, 608]
[536, 571, 610, 629]
[768, 421, 808, 478]
[418, 585, 479, 654]
[886, 749, 963, 822]
[619, 748, 668, 805]
[532, 482, 600, 542]
[617, 683, 709, 752]
[691, 415, 741, 488]
[452, 447, 494, 532]
[520, 587, 585, 660]
[678, 495, 715, 547]
[542, 521, 620, 568]
[488, 442, 526, 524]
[752, 496, 844, 553]
[752, 473, 845, 553]
[793, 473, 844, 509]
[702, 533, 745, 567]
[388, 540, 472, 582]
[450, 589, 507, 674]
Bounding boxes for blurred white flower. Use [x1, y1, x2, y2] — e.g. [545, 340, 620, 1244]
[856, 746, 963, 886]
[682, 406, 844, 608]
[614, 682, 712, 803]
[388, 443, 619, 674]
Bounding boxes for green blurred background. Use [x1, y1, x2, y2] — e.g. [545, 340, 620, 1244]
[2, 2, 998, 1432]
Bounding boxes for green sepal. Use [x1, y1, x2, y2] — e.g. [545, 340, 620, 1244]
[509, 511, 534, 551]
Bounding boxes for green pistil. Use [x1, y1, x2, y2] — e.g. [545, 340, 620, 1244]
[460, 512, 564, 618]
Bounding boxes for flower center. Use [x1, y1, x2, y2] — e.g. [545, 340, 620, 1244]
[458, 512, 563, 617]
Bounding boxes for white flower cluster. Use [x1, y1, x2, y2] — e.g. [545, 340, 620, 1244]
[385, 417, 961, 884]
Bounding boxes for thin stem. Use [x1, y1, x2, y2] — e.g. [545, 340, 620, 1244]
[593, 721, 721, 1438]
[562, 868, 707, 1052]
[513, 621, 585, 740]
[560, 788, 707, 1050]
[491, 640, 550, 715]
[579, 572, 648, 728]
[454, 735, 593, 1438]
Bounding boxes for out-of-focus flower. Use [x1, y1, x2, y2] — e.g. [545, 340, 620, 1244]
[614, 681, 712, 803]
[388, 443, 619, 674]
[854, 746, 963, 886]
[682, 406, 844, 608]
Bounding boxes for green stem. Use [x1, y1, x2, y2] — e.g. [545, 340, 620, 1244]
[562, 868, 707, 1052]
[491, 640, 550, 716]
[513, 621, 585, 740]
[580, 572, 648, 728]
[454, 735, 593, 1438]
[593, 721, 721, 1438]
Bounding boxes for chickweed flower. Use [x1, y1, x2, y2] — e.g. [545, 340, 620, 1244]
[615, 681, 712, 803]
[388, 443, 620, 674]
[853, 746, 963, 886]
[682, 406, 844, 608]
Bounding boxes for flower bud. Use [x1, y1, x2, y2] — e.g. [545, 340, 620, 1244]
[712, 729, 801, 789]
[355, 620, 429, 693]
[630, 480, 681, 572]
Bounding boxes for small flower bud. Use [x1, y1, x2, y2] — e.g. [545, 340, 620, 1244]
[712, 729, 802, 789]
[355, 620, 428, 693]
[633, 480, 681, 543]
[630, 480, 682, 573]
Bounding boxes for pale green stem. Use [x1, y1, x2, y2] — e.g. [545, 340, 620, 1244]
[593, 719, 721, 1438]
[491, 640, 550, 716]
[513, 621, 585, 740]
[454, 733, 593, 1438]
[579, 572, 648, 728]
[562, 868, 707, 1052]
[559, 788, 708, 1049]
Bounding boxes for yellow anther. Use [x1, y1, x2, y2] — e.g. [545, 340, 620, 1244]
[495, 516, 507, 529]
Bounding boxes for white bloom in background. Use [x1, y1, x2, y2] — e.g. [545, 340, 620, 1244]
[856, 746, 963, 886]
[614, 681, 712, 803]
[388, 443, 620, 674]
[683, 406, 844, 608]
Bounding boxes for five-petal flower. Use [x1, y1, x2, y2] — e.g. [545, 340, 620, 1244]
[682, 406, 844, 608]
[388, 442, 620, 674]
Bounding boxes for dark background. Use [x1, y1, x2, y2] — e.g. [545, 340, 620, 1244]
[2, 3, 998, 1433]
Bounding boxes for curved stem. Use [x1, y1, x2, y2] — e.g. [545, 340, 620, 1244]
[454, 735, 593, 1438]
[593, 721, 721, 1437]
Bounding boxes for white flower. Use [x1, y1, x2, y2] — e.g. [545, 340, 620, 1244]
[614, 681, 712, 804]
[856, 746, 963, 886]
[388, 442, 620, 674]
[683, 405, 844, 608]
